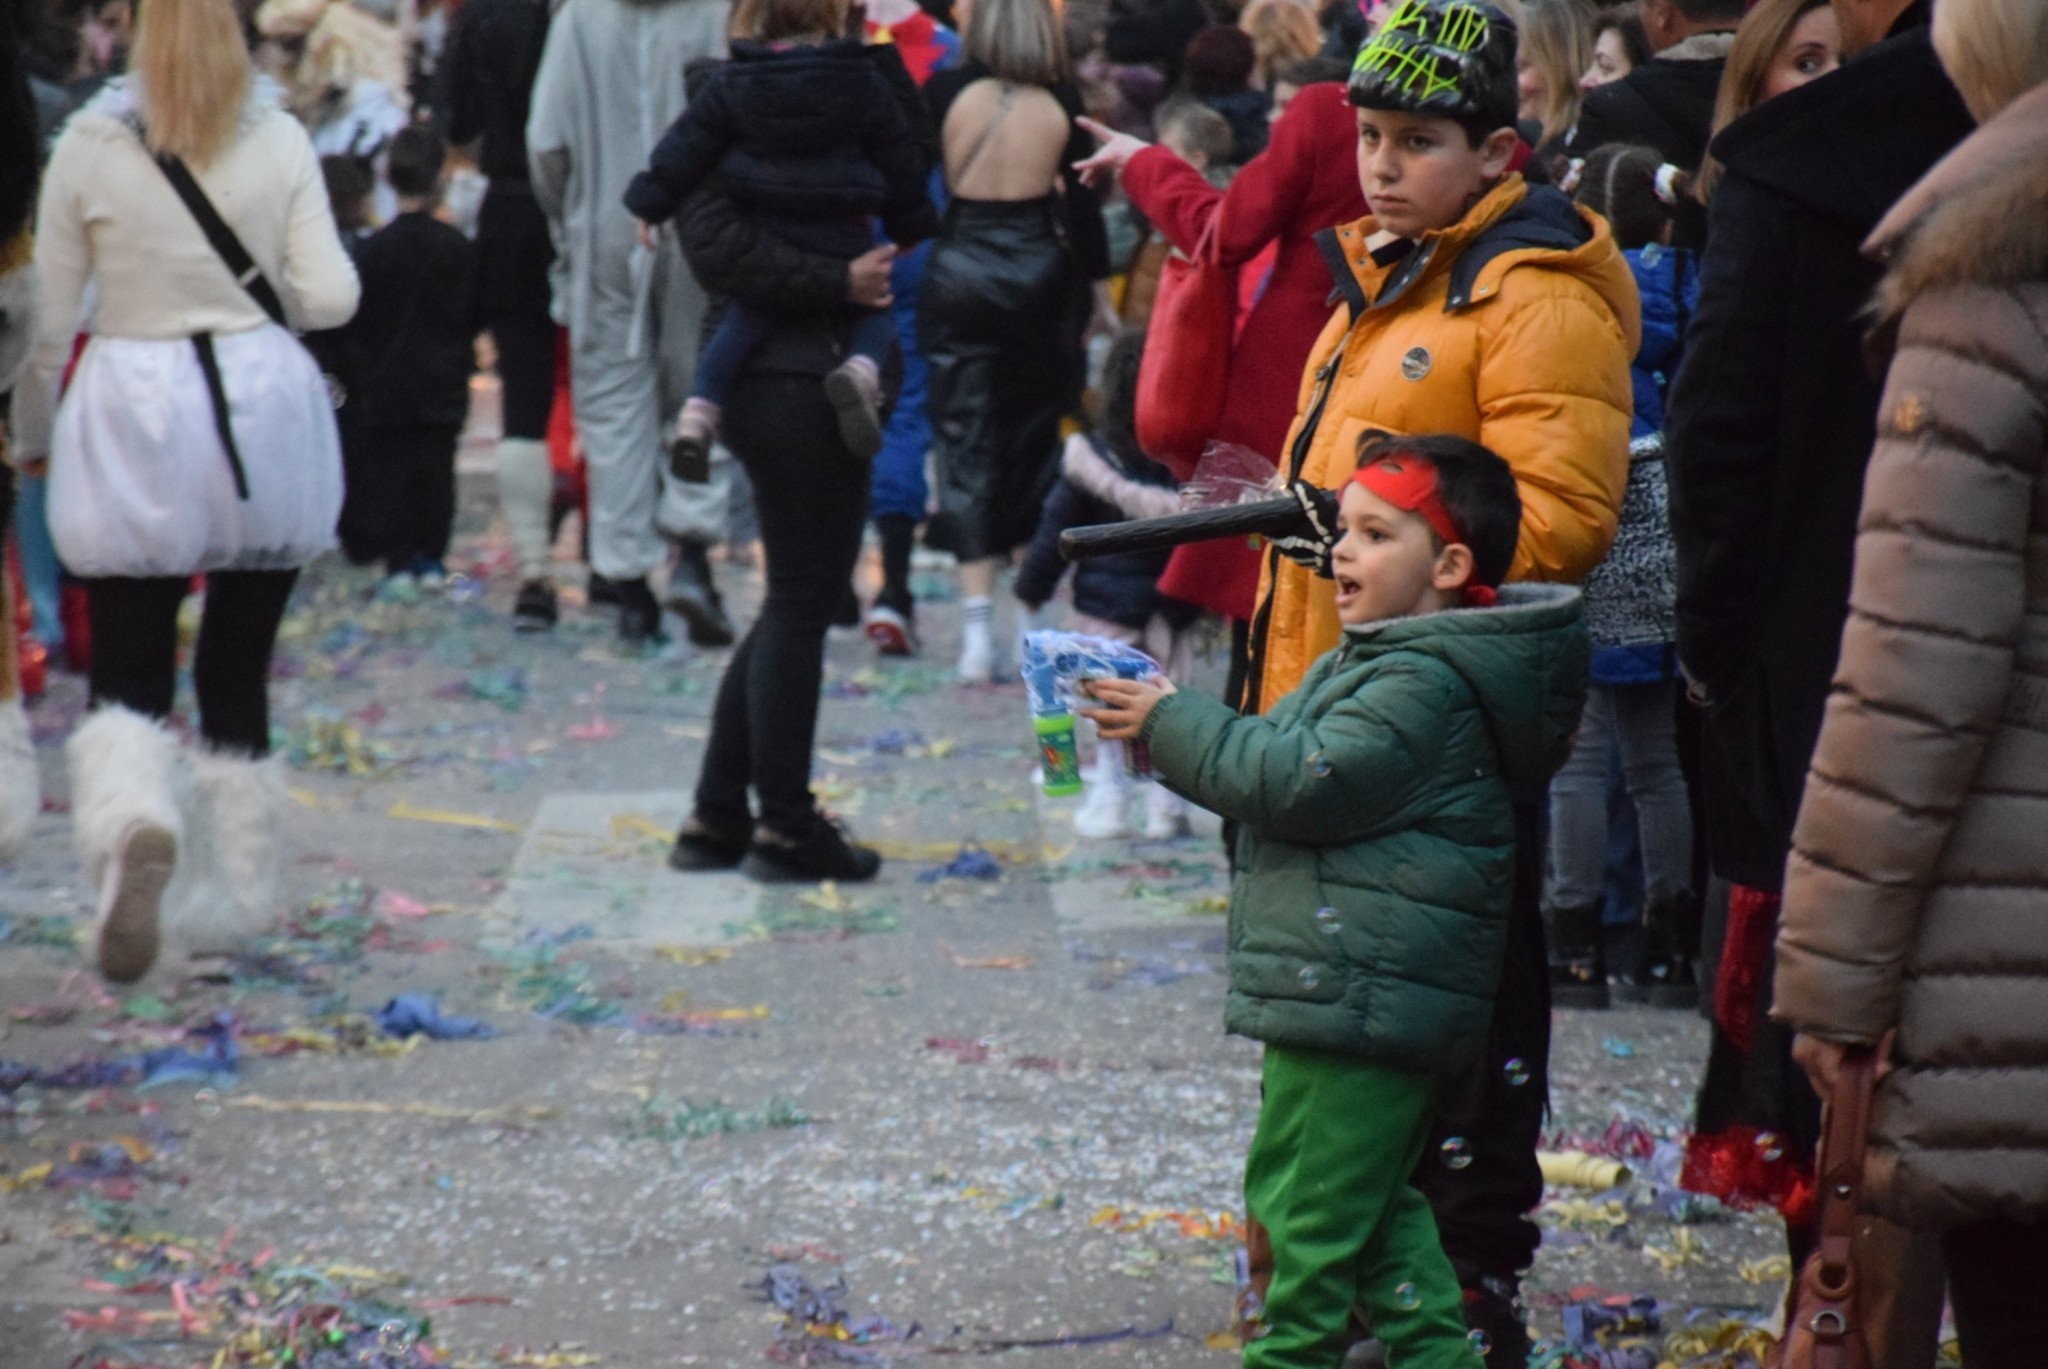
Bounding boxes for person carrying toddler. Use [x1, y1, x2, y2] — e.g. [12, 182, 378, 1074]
[1084, 434, 1588, 1369]
[623, 0, 939, 471]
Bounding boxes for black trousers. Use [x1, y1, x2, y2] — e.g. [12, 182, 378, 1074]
[694, 372, 869, 832]
[475, 182, 556, 441]
[1945, 1216, 2048, 1367]
[1409, 798, 1550, 1281]
[338, 423, 460, 571]
[85, 570, 298, 756]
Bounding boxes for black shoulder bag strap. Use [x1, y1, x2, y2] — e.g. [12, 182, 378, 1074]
[150, 148, 288, 501]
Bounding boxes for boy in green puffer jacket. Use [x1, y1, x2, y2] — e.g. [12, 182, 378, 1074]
[1085, 434, 1587, 1369]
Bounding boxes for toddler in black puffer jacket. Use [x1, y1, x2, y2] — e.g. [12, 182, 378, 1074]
[624, 0, 939, 470]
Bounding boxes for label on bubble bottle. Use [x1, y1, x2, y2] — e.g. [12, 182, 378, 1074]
[1034, 711, 1084, 796]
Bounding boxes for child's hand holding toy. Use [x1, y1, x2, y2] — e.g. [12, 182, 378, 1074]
[1081, 677, 1177, 741]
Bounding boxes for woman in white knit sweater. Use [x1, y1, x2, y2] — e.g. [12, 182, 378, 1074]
[8, 0, 359, 984]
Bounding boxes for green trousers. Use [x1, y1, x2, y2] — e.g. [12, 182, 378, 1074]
[1244, 1046, 1483, 1369]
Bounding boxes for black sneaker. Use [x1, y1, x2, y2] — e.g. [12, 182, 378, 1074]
[740, 813, 882, 884]
[665, 542, 736, 648]
[668, 814, 752, 872]
[586, 572, 625, 608]
[513, 579, 557, 633]
[615, 577, 664, 646]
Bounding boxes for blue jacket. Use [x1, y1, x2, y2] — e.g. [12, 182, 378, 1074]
[1627, 242, 1697, 439]
[624, 39, 938, 258]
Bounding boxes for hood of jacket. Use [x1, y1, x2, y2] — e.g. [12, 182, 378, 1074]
[1710, 9, 1972, 237]
[1864, 81, 2048, 329]
[1340, 582, 1589, 794]
[1320, 176, 1642, 355]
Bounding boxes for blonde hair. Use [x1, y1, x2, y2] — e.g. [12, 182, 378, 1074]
[131, 0, 252, 165]
[1239, 0, 1321, 88]
[1517, 0, 1595, 150]
[1694, 0, 1826, 203]
[1933, 0, 2048, 123]
[963, 0, 1071, 87]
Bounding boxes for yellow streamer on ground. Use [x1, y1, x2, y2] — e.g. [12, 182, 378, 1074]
[228, 1095, 557, 1125]
[386, 801, 524, 833]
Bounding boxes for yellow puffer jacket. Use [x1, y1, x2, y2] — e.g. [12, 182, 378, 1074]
[1246, 175, 1638, 714]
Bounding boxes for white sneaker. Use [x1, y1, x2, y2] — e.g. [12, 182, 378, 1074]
[1143, 783, 1191, 840]
[957, 623, 995, 684]
[1073, 775, 1133, 839]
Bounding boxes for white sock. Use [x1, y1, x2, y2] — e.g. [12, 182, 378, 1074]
[963, 597, 993, 644]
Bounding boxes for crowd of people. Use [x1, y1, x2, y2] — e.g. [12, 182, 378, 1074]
[0, 0, 2044, 1362]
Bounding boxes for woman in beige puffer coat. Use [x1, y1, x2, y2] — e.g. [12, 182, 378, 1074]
[1770, 0, 2048, 1355]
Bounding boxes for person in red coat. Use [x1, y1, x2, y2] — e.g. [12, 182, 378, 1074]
[1080, 72, 1365, 698]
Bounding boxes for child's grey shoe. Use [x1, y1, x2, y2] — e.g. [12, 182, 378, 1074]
[824, 361, 884, 459]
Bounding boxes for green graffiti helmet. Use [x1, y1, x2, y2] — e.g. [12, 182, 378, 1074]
[1347, 0, 1520, 134]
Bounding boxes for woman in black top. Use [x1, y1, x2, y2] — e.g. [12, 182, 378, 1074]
[920, 0, 1111, 683]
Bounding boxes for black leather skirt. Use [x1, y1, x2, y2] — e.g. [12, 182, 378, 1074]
[917, 195, 1087, 563]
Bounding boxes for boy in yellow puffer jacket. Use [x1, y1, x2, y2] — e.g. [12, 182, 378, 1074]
[1240, 3, 1636, 1360]
[1249, 0, 1637, 716]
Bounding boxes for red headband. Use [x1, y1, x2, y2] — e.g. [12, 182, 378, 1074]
[1349, 455, 1498, 607]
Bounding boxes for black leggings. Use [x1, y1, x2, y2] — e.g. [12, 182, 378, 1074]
[693, 372, 870, 833]
[85, 570, 298, 756]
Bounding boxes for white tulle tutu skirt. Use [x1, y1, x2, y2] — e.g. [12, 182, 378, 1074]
[49, 323, 341, 577]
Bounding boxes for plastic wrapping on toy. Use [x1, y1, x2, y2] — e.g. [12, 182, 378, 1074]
[1179, 442, 1280, 512]
[1020, 631, 1165, 790]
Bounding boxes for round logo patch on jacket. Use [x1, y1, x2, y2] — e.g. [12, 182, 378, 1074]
[1400, 346, 1432, 381]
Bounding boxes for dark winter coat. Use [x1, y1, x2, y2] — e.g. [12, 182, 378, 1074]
[1142, 585, 1588, 1071]
[1013, 433, 1181, 631]
[1565, 39, 1728, 170]
[623, 39, 938, 259]
[1663, 6, 1971, 888]
[1773, 83, 2048, 1230]
[1565, 35, 1732, 248]
[672, 168, 877, 381]
[337, 213, 480, 431]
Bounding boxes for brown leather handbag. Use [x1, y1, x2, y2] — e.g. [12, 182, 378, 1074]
[1771, 1046, 1879, 1369]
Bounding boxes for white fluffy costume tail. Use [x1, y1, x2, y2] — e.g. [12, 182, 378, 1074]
[67, 707, 181, 983]
[0, 700, 40, 862]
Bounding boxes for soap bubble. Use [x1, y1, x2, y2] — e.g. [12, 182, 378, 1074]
[1502, 1058, 1530, 1087]
[378, 1321, 416, 1353]
[1314, 907, 1341, 935]
[1298, 967, 1321, 989]
[1395, 1282, 1421, 1310]
[1308, 751, 1333, 777]
[1468, 1328, 1492, 1356]
[1440, 1136, 1473, 1170]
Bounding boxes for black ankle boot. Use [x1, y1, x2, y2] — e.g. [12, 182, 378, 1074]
[1615, 893, 1699, 1007]
[740, 812, 881, 884]
[665, 540, 735, 648]
[1546, 901, 1610, 1009]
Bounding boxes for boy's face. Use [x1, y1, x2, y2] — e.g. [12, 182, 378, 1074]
[1354, 108, 1518, 240]
[1330, 481, 1473, 625]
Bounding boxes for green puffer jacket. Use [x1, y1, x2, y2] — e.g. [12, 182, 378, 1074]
[1142, 584, 1588, 1071]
